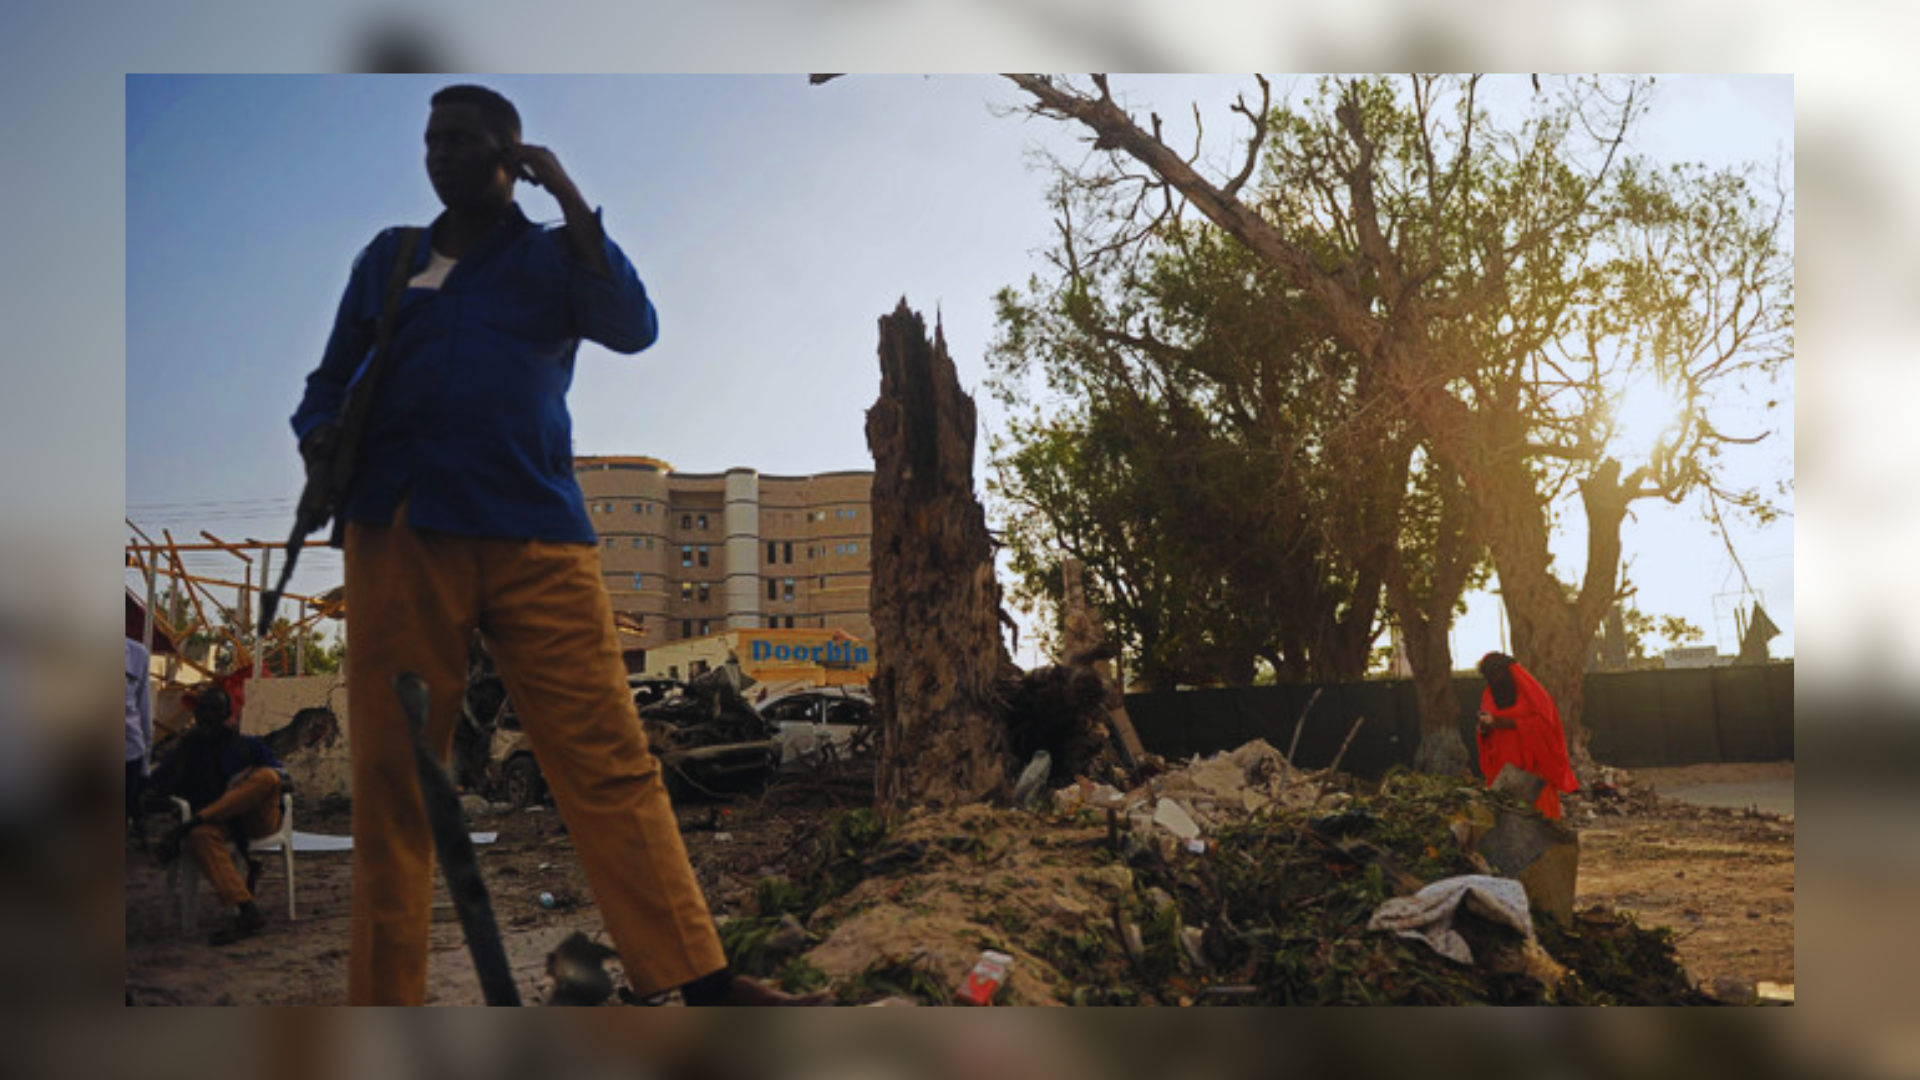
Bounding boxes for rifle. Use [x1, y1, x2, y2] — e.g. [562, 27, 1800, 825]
[259, 228, 423, 638]
[394, 671, 521, 1005]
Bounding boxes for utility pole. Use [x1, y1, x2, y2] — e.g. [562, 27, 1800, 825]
[253, 547, 272, 679]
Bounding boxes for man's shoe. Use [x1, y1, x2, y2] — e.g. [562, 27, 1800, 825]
[209, 902, 266, 947]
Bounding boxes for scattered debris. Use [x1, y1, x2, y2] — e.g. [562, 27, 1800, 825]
[1368, 875, 1536, 967]
[544, 930, 619, 1006]
[1011, 751, 1053, 811]
[714, 742, 1723, 1005]
[958, 949, 1013, 1005]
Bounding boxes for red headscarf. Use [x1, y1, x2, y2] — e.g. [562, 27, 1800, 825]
[1477, 659, 1578, 818]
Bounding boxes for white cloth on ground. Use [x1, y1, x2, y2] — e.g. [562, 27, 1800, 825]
[1367, 874, 1535, 965]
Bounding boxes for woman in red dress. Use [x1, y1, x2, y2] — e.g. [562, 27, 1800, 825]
[1475, 652, 1579, 819]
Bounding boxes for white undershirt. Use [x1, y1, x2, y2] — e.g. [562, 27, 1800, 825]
[408, 250, 458, 290]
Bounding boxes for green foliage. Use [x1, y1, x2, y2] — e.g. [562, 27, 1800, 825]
[151, 584, 343, 676]
[837, 955, 955, 1006]
[263, 619, 344, 677]
[774, 956, 832, 994]
[988, 222, 1393, 686]
[995, 75, 1791, 719]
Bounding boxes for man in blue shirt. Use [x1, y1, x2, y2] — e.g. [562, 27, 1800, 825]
[292, 85, 822, 1005]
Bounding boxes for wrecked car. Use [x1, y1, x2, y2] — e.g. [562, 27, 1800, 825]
[458, 658, 776, 807]
[634, 669, 780, 800]
[759, 686, 876, 771]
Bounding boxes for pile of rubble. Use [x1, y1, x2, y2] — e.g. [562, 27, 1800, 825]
[715, 740, 1714, 1006]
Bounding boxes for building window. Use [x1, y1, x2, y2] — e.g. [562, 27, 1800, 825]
[632, 502, 644, 513]
[631, 537, 644, 549]
[699, 620, 711, 636]
[783, 541, 793, 564]
[680, 582, 693, 602]
[681, 546, 693, 568]
[632, 573, 644, 590]
[681, 514, 692, 530]
[697, 546, 710, 568]
[767, 541, 778, 565]
[819, 576, 828, 590]
[767, 578, 778, 601]
[698, 514, 709, 530]
[783, 577, 795, 603]
[604, 537, 616, 549]
[698, 583, 710, 603]
[847, 542, 859, 555]
[680, 621, 692, 639]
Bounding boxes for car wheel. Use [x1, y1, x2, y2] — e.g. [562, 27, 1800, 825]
[504, 755, 546, 810]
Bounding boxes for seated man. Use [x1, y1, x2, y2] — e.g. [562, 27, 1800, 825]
[150, 684, 289, 945]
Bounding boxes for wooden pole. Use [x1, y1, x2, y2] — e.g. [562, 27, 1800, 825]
[253, 547, 271, 678]
[163, 530, 217, 647]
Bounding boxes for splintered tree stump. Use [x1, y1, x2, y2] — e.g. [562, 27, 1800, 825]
[866, 301, 1016, 814]
[1060, 557, 1149, 778]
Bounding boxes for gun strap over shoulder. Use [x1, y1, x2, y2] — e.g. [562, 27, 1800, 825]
[352, 227, 425, 412]
[258, 227, 425, 637]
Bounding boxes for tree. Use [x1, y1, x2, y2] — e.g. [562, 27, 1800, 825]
[867, 302, 1017, 812]
[1385, 450, 1491, 775]
[990, 180, 1492, 770]
[999, 75, 1793, 775]
[261, 618, 344, 677]
[1595, 597, 1704, 668]
[989, 216, 1390, 687]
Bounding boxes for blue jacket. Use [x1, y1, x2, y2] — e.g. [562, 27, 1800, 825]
[155, 730, 289, 815]
[292, 202, 659, 545]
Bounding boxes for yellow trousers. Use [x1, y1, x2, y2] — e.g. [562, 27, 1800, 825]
[186, 767, 284, 907]
[344, 504, 725, 1005]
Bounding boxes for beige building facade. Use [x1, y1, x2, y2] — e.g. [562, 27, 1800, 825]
[573, 456, 874, 647]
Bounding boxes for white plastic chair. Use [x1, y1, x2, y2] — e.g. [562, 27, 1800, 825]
[168, 792, 296, 932]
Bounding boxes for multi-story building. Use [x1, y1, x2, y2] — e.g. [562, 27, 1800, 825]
[573, 455, 874, 647]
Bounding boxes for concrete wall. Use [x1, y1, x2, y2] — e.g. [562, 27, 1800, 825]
[1126, 662, 1794, 777]
[239, 673, 353, 802]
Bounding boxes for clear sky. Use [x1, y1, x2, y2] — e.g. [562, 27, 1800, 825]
[124, 74, 1793, 669]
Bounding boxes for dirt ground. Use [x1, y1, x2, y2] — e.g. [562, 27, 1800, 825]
[1570, 762, 1795, 997]
[123, 762, 1793, 1006]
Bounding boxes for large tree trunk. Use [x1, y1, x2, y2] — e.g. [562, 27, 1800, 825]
[1406, 624, 1469, 776]
[1387, 551, 1475, 778]
[1383, 533, 1472, 773]
[866, 301, 1017, 816]
[1395, 383, 1626, 781]
[1465, 445, 1626, 782]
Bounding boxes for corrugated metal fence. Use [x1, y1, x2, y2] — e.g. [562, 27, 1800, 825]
[1124, 662, 1793, 777]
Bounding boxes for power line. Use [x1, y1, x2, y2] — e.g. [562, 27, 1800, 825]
[126, 496, 298, 511]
